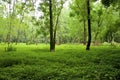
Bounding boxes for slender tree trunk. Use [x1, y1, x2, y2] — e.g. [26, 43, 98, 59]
[53, 3, 63, 50]
[83, 19, 87, 45]
[94, 28, 100, 45]
[94, 31, 99, 42]
[53, 31, 56, 49]
[49, 0, 54, 52]
[86, 0, 91, 50]
[94, 14, 101, 45]
[8, 3, 12, 47]
[16, 30, 20, 45]
[53, 10, 60, 49]
[24, 30, 28, 45]
[16, 16, 23, 45]
[45, 37, 48, 45]
[57, 36, 61, 45]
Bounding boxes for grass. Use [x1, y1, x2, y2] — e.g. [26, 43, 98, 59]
[0, 44, 120, 80]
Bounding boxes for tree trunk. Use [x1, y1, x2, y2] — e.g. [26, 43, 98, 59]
[49, 0, 54, 52]
[94, 31, 99, 44]
[53, 31, 56, 50]
[94, 14, 101, 45]
[83, 19, 87, 45]
[86, 0, 91, 50]
[16, 30, 20, 45]
[8, 17, 12, 47]
[53, 2, 63, 50]
[45, 37, 48, 45]
[57, 36, 61, 45]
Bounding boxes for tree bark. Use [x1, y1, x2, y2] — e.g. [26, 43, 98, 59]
[94, 14, 101, 45]
[49, 0, 54, 52]
[53, 6, 63, 50]
[16, 30, 20, 45]
[86, 0, 91, 50]
[7, 2, 12, 47]
[83, 19, 87, 45]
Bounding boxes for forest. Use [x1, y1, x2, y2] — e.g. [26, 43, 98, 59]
[0, 0, 120, 80]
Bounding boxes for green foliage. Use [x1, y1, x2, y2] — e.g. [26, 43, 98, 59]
[101, 0, 112, 7]
[114, 31, 120, 42]
[102, 42, 111, 46]
[101, 0, 120, 7]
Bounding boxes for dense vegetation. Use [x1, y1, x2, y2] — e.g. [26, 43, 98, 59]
[0, 44, 120, 80]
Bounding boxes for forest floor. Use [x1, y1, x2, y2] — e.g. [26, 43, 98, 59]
[0, 44, 120, 80]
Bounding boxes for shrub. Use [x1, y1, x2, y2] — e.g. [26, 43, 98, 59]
[5, 45, 16, 52]
[102, 42, 110, 46]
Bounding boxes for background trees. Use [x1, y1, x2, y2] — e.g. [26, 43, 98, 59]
[0, 0, 119, 51]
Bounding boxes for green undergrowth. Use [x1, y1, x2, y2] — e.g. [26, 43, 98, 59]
[0, 44, 120, 80]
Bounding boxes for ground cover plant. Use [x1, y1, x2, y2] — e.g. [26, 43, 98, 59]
[0, 44, 120, 80]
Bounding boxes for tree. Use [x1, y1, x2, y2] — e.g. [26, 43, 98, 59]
[49, 0, 54, 52]
[91, 2, 105, 45]
[15, 0, 36, 44]
[86, 0, 91, 50]
[53, 0, 65, 49]
[101, 0, 120, 7]
[100, 0, 120, 43]
[70, 0, 87, 45]
[40, 0, 65, 51]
